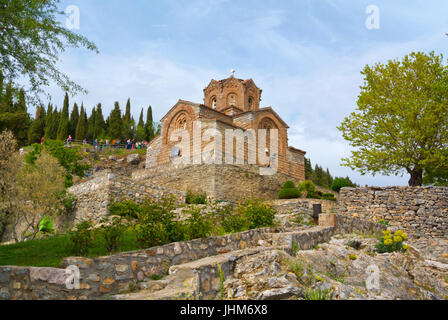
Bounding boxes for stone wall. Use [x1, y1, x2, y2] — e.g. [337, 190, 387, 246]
[133, 163, 305, 203]
[338, 186, 448, 238]
[270, 198, 338, 216]
[68, 171, 185, 223]
[0, 214, 386, 300]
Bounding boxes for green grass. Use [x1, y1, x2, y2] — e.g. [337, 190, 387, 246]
[0, 230, 140, 268]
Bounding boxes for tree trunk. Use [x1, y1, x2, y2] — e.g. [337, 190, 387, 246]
[408, 169, 423, 186]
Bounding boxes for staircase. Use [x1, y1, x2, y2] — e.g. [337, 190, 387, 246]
[111, 226, 334, 300]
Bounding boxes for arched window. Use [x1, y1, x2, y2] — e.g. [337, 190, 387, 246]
[248, 97, 253, 110]
[211, 97, 217, 109]
[175, 113, 187, 130]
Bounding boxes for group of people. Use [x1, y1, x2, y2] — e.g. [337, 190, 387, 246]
[92, 138, 148, 151]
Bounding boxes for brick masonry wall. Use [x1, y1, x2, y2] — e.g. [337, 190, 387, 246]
[338, 186, 448, 238]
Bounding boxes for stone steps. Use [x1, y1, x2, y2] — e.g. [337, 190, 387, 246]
[110, 226, 335, 300]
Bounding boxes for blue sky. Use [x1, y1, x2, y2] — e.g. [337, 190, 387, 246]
[46, 0, 448, 186]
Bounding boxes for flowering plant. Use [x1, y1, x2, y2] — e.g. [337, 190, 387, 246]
[375, 229, 409, 253]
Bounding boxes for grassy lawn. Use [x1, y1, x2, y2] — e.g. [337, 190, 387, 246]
[0, 230, 140, 268]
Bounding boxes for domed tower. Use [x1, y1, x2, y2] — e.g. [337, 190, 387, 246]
[203, 73, 262, 116]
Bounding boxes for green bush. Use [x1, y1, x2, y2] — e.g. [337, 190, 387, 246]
[212, 205, 248, 234]
[278, 188, 301, 199]
[321, 193, 337, 201]
[133, 196, 186, 248]
[237, 198, 276, 229]
[39, 216, 54, 234]
[109, 200, 141, 220]
[61, 193, 77, 214]
[282, 181, 296, 189]
[185, 190, 207, 205]
[97, 217, 128, 253]
[298, 180, 316, 198]
[184, 208, 213, 240]
[70, 221, 94, 256]
[331, 177, 352, 192]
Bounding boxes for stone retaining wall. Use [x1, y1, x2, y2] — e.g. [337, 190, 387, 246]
[68, 171, 185, 223]
[338, 186, 448, 238]
[270, 198, 337, 216]
[0, 214, 387, 300]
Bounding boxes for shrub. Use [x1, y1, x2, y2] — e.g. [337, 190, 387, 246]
[331, 177, 352, 192]
[186, 190, 207, 205]
[39, 216, 54, 234]
[278, 188, 301, 199]
[375, 229, 409, 253]
[70, 221, 94, 256]
[134, 196, 186, 248]
[282, 180, 296, 189]
[321, 193, 337, 201]
[184, 208, 213, 240]
[97, 217, 128, 253]
[109, 200, 141, 220]
[236, 198, 276, 229]
[298, 180, 316, 198]
[61, 192, 77, 214]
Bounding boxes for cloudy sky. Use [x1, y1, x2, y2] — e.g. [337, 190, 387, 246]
[44, 0, 448, 186]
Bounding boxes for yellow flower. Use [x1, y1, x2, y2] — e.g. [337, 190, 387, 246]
[384, 239, 393, 246]
[393, 236, 403, 243]
[353, 213, 359, 218]
[403, 244, 410, 250]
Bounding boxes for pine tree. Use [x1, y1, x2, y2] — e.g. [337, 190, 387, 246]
[69, 103, 79, 136]
[145, 105, 154, 141]
[108, 102, 122, 139]
[57, 92, 70, 140]
[124, 98, 131, 122]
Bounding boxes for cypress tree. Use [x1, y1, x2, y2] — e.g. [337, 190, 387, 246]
[2, 82, 13, 113]
[87, 106, 96, 140]
[69, 103, 79, 136]
[94, 103, 106, 138]
[75, 105, 88, 140]
[145, 105, 154, 141]
[108, 102, 122, 139]
[124, 98, 131, 122]
[0, 69, 4, 108]
[57, 92, 70, 140]
[15, 89, 27, 113]
[28, 106, 47, 143]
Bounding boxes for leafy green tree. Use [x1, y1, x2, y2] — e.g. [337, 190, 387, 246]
[0, 0, 98, 102]
[57, 92, 69, 140]
[304, 158, 313, 180]
[331, 177, 353, 192]
[108, 102, 122, 139]
[338, 52, 448, 186]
